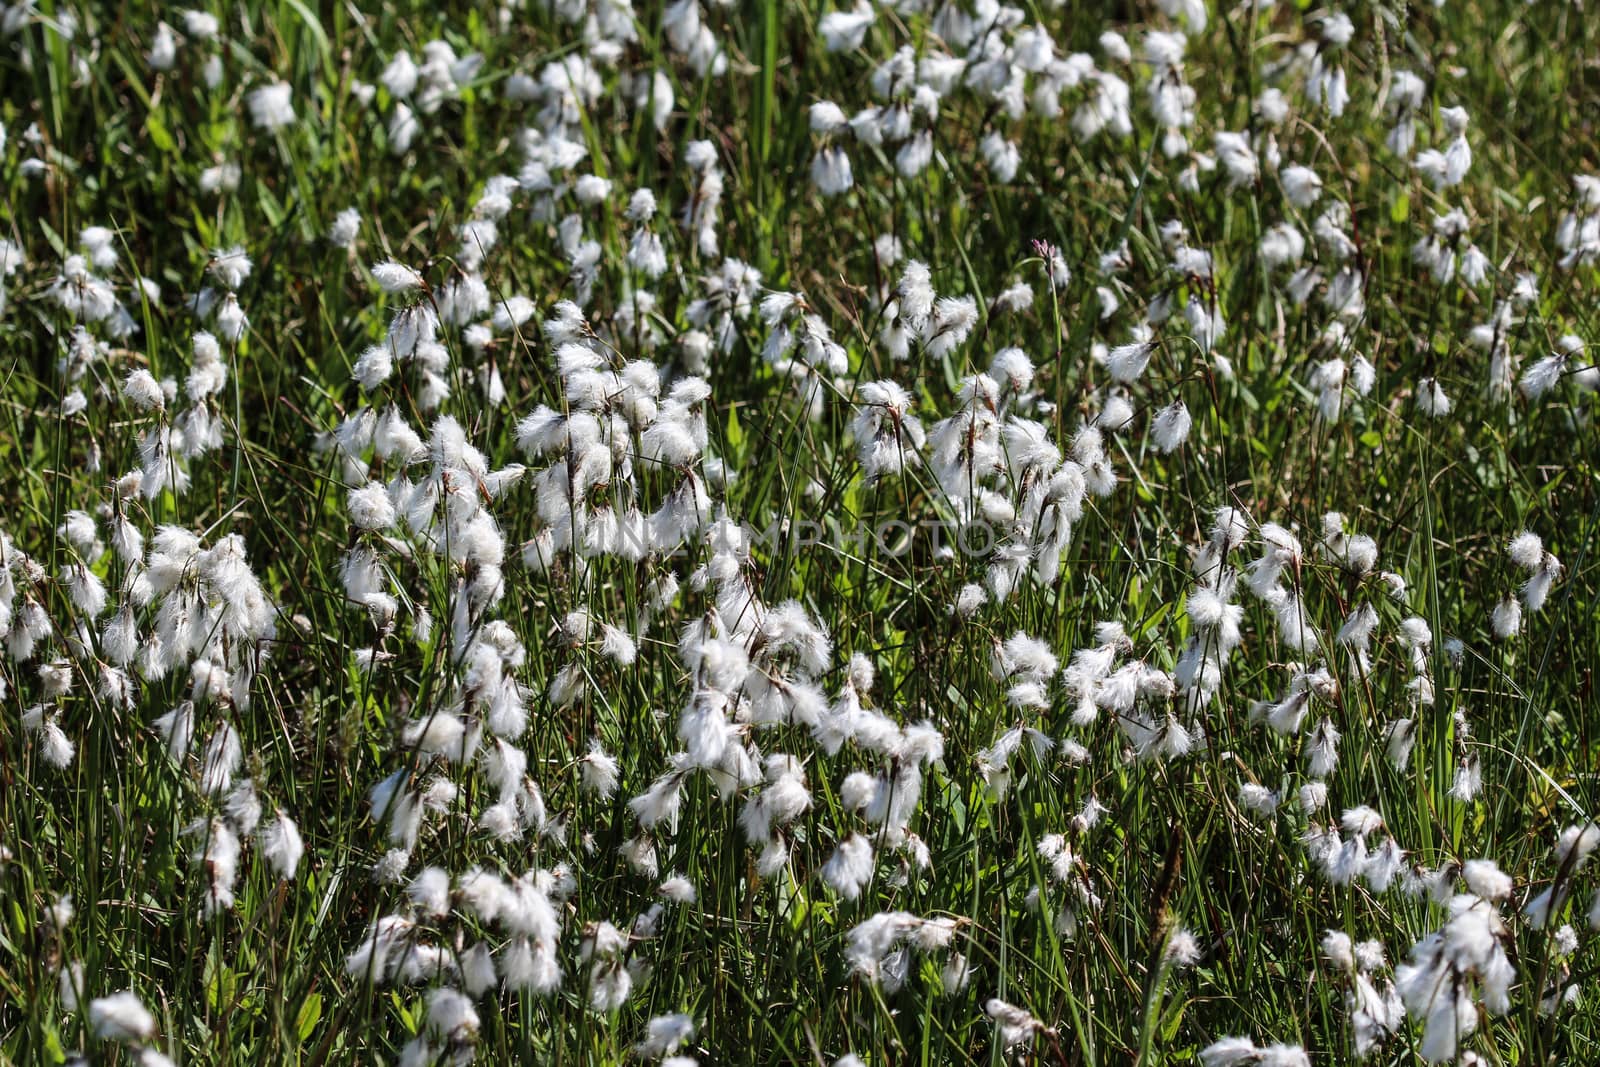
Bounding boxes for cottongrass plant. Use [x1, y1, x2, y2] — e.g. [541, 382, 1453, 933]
[1, 0, 1599, 1063]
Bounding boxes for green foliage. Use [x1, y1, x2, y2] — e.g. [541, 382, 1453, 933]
[0, 1, 1598, 1066]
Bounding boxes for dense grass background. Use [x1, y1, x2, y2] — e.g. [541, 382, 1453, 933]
[3, 0, 1600, 1063]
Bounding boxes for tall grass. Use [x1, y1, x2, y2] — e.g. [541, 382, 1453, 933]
[1, 0, 1599, 1064]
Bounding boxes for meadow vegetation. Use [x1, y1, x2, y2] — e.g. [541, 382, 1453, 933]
[2, 0, 1600, 1063]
